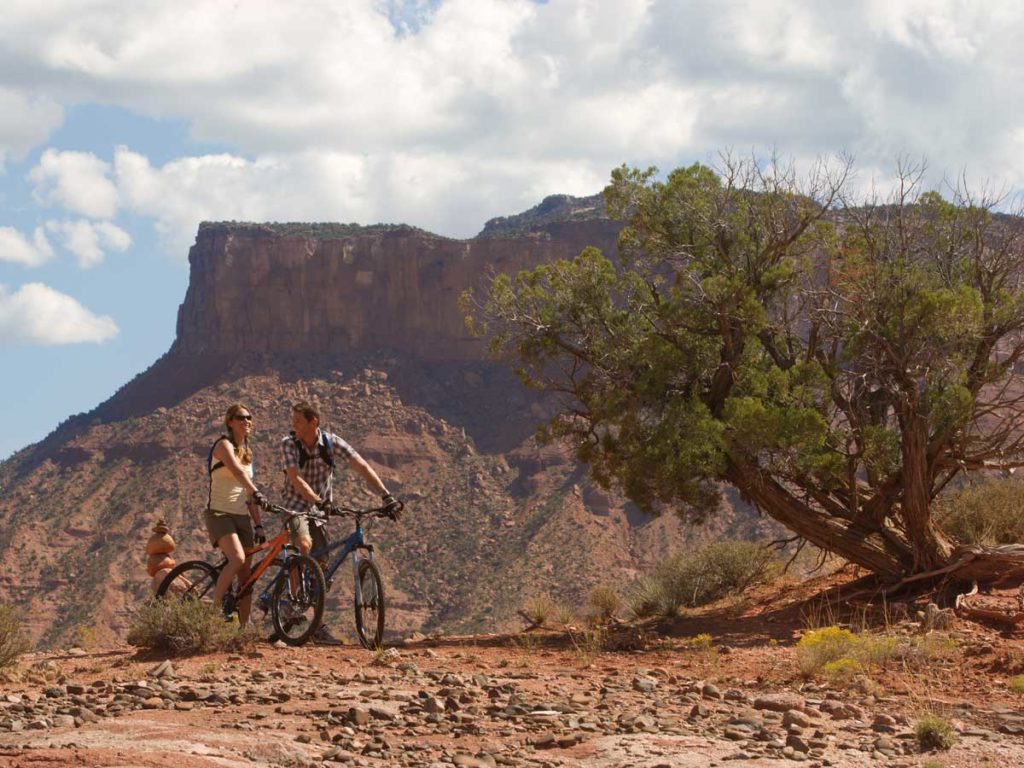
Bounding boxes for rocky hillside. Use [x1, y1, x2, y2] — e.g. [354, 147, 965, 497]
[0, 197, 772, 648]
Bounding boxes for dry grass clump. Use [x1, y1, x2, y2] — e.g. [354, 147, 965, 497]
[520, 594, 557, 628]
[127, 599, 257, 654]
[629, 541, 775, 619]
[915, 713, 956, 751]
[936, 476, 1024, 545]
[0, 604, 32, 668]
[586, 585, 622, 626]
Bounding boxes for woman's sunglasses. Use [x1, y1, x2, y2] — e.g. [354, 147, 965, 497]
[234, 414, 253, 422]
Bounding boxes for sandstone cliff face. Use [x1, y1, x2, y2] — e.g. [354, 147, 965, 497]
[174, 219, 619, 362]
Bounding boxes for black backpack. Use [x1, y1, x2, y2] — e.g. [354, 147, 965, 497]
[291, 431, 334, 469]
[207, 435, 231, 474]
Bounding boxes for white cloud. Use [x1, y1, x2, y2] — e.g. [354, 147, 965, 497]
[4, 1, 1024, 248]
[28, 149, 120, 219]
[45, 219, 131, 268]
[111, 145, 611, 255]
[0, 226, 54, 267]
[0, 88, 63, 169]
[0, 282, 118, 345]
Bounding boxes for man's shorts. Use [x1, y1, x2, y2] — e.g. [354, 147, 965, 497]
[204, 509, 255, 551]
[289, 513, 328, 556]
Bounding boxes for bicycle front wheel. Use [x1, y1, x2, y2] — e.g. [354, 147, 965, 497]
[270, 554, 325, 646]
[353, 558, 385, 649]
[156, 560, 218, 603]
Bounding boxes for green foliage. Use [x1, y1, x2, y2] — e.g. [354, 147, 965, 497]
[473, 154, 1024, 575]
[127, 599, 257, 655]
[629, 540, 775, 619]
[1010, 675, 1024, 694]
[915, 714, 956, 751]
[936, 477, 1024, 545]
[0, 604, 32, 668]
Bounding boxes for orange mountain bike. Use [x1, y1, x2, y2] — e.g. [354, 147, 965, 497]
[156, 504, 326, 646]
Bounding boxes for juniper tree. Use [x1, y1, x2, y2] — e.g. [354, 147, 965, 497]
[471, 156, 1024, 577]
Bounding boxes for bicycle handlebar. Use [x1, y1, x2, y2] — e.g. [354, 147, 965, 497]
[322, 500, 405, 519]
[259, 501, 318, 522]
[256, 498, 404, 521]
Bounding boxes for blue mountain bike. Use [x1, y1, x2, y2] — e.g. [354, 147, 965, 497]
[313, 500, 403, 649]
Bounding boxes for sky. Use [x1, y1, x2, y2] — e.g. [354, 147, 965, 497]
[2, 0, 1024, 459]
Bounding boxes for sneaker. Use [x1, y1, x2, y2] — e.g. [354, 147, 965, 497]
[266, 618, 297, 644]
[310, 625, 343, 646]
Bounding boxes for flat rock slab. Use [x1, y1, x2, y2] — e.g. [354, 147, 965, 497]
[754, 693, 806, 713]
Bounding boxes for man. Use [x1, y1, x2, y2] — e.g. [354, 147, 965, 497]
[276, 400, 399, 644]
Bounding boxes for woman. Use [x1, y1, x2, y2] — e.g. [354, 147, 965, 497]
[206, 403, 266, 625]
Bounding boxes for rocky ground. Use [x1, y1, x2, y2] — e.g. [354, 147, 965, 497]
[3, 583, 1024, 768]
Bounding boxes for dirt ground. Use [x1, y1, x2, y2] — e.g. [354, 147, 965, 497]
[3, 573, 1024, 767]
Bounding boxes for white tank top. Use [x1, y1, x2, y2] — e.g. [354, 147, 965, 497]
[209, 442, 254, 516]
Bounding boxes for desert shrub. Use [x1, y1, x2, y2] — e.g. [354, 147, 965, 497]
[854, 634, 901, 666]
[682, 633, 714, 651]
[796, 626, 858, 677]
[797, 622, 959, 682]
[76, 624, 99, 650]
[821, 657, 862, 685]
[628, 577, 669, 619]
[0, 604, 32, 668]
[520, 594, 558, 628]
[936, 476, 1024, 545]
[586, 585, 622, 626]
[127, 599, 256, 654]
[551, 602, 578, 628]
[1010, 675, 1024, 694]
[630, 541, 775, 619]
[915, 714, 956, 751]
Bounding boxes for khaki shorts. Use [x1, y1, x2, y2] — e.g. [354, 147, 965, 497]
[204, 509, 255, 550]
[288, 514, 328, 556]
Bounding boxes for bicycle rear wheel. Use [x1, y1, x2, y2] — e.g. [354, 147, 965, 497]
[270, 554, 325, 646]
[353, 558, 385, 649]
[156, 560, 218, 603]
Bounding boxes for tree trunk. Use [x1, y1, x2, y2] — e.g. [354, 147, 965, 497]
[899, 414, 954, 571]
[726, 460, 908, 578]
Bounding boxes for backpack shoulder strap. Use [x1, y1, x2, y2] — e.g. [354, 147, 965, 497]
[319, 432, 335, 469]
[208, 435, 230, 474]
[291, 431, 313, 469]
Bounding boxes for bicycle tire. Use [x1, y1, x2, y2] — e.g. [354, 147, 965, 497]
[270, 554, 325, 646]
[155, 560, 218, 603]
[353, 558, 385, 649]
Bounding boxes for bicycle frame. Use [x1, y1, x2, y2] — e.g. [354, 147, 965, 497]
[308, 519, 374, 587]
[212, 512, 307, 610]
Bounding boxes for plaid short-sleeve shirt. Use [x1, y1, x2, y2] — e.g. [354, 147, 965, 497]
[280, 429, 357, 516]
